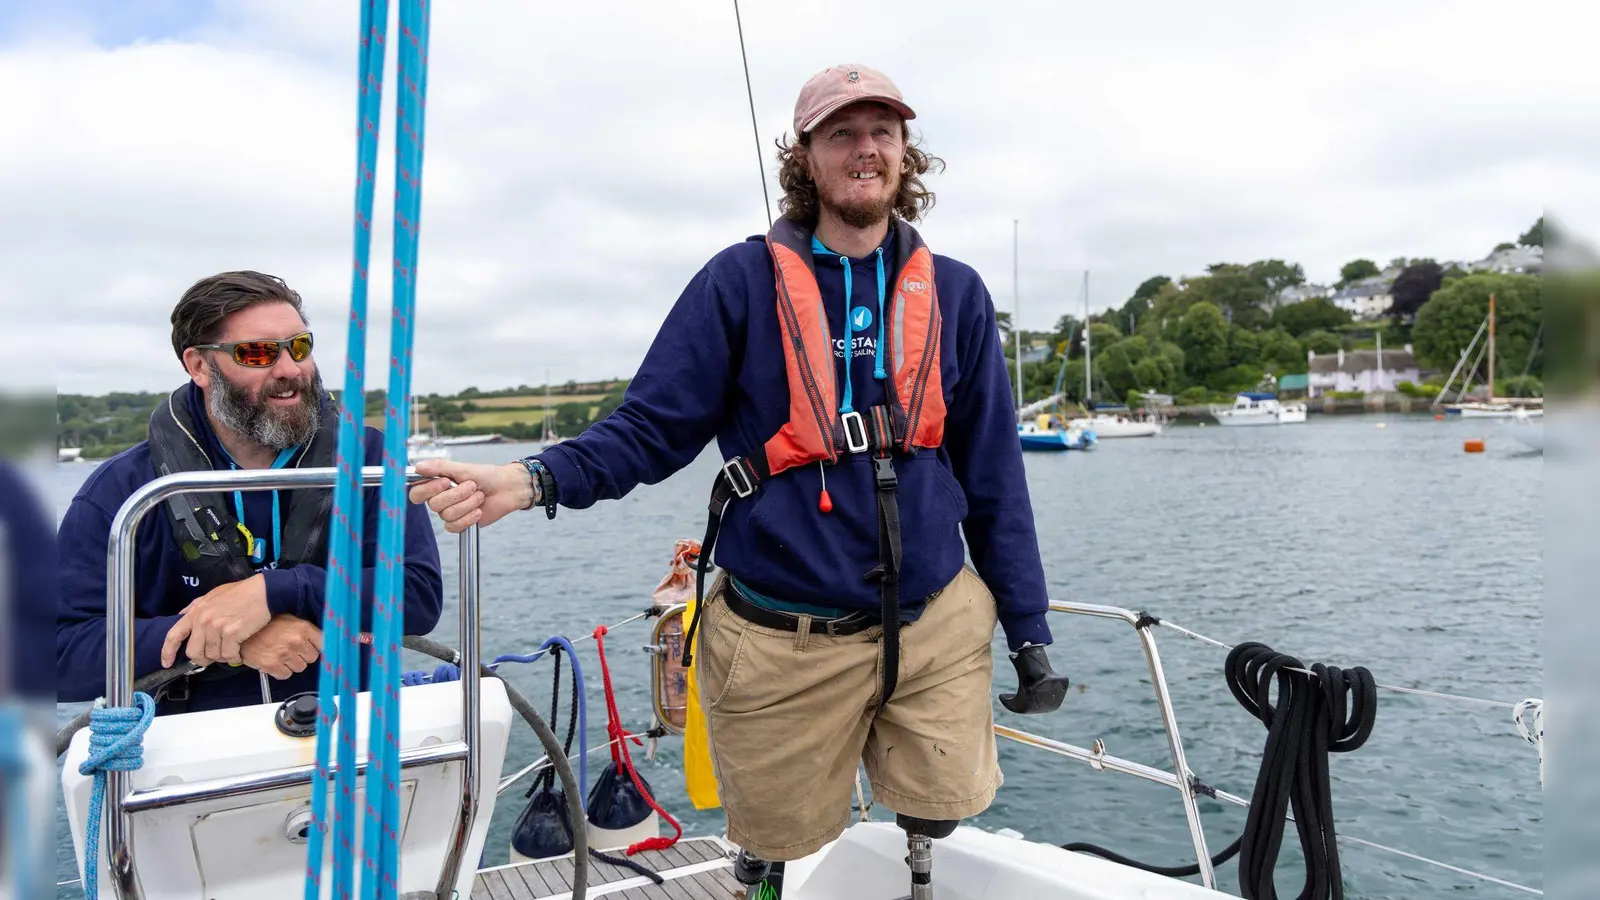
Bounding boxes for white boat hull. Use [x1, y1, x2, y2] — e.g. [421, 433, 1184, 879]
[1086, 417, 1162, 438]
[436, 433, 502, 446]
[60, 680, 513, 900]
[1212, 407, 1306, 426]
[409, 443, 451, 461]
[785, 822, 1228, 898]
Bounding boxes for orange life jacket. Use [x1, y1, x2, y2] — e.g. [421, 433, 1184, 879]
[732, 217, 947, 491]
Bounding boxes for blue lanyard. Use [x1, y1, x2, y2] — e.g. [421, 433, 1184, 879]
[220, 445, 299, 567]
[811, 236, 888, 415]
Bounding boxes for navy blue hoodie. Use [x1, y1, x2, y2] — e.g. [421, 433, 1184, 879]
[535, 223, 1052, 651]
[2, 461, 55, 702]
[55, 384, 444, 712]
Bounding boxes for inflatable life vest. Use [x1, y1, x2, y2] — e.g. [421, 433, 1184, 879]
[681, 217, 947, 709]
[145, 384, 340, 592]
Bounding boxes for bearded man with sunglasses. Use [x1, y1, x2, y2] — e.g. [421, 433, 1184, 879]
[56, 271, 444, 714]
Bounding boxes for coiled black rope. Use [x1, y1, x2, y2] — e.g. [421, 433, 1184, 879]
[534, 644, 664, 886]
[1064, 641, 1377, 899]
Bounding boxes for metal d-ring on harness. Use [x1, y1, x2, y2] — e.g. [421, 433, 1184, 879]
[682, 403, 911, 709]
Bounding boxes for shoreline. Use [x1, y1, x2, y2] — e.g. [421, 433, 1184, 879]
[1155, 392, 1532, 422]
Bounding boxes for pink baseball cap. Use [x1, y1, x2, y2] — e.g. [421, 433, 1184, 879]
[793, 64, 916, 136]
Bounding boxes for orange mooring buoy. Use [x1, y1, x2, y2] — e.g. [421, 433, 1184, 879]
[1464, 439, 1485, 453]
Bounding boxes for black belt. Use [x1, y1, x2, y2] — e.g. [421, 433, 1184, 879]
[722, 584, 882, 636]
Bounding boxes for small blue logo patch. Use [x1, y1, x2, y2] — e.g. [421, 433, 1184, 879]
[851, 307, 874, 332]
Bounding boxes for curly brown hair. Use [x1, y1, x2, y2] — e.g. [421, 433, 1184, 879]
[774, 123, 945, 225]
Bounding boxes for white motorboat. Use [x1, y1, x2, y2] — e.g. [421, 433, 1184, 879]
[59, 446, 83, 463]
[1209, 392, 1307, 426]
[1085, 414, 1162, 438]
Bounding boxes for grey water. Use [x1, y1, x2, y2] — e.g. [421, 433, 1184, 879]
[47, 413, 1542, 898]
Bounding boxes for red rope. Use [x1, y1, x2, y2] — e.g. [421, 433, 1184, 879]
[593, 624, 683, 854]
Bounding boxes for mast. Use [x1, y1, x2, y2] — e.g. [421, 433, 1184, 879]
[1487, 292, 1496, 401]
[1083, 271, 1092, 406]
[544, 368, 553, 440]
[1013, 219, 1022, 408]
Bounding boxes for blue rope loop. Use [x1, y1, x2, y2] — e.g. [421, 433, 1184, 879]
[78, 692, 156, 900]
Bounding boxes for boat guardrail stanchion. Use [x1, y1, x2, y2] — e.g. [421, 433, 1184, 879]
[993, 601, 1216, 889]
[104, 465, 482, 900]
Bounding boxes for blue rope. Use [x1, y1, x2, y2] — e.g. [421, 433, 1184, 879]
[307, 2, 387, 898]
[77, 693, 155, 900]
[0, 707, 42, 900]
[404, 636, 589, 794]
[364, 2, 431, 897]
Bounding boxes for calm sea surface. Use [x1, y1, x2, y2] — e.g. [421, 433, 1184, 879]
[47, 413, 1543, 898]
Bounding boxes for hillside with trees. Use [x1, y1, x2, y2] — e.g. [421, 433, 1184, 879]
[1002, 217, 1544, 408]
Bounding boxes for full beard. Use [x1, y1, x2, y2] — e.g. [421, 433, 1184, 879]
[821, 174, 899, 229]
[206, 359, 323, 451]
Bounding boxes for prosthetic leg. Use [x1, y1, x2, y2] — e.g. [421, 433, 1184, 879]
[732, 848, 785, 899]
[894, 814, 959, 900]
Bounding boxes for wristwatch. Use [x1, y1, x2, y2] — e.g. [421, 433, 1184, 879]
[518, 458, 558, 520]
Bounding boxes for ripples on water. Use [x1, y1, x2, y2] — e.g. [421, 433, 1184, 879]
[49, 413, 1541, 898]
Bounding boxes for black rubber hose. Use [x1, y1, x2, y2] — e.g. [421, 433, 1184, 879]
[1062, 641, 1377, 900]
[55, 662, 203, 756]
[404, 634, 588, 900]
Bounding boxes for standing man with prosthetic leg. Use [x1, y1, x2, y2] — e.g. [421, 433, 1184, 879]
[410, 64, 1068, 899]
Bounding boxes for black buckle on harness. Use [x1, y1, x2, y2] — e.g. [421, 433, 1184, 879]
[872, 456, 898, 491]
[721, 458, 755, 498]
[841, 411, 869, 454]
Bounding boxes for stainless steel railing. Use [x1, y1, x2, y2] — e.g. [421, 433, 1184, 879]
[100, 465, 481, 900]
[993, 601, 1216, 889]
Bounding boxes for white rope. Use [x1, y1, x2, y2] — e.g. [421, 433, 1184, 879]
[1513, 698, 1544, 786]
[498, 736, 626, 795]
[1154, 620, 1522, 709]
[485, 610, 655, 669]
[1338, 833, 1542, 895]
[1205, 787, 1544, 894]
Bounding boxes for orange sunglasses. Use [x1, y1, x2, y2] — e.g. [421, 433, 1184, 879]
[193, 332, 314, 367]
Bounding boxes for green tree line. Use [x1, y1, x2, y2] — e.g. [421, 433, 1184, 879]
[1000, 217, 1543, 407]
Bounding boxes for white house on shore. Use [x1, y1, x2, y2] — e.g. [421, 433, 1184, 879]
[1307, 346, 1421, 397]
[1328, 277, 1394, 320]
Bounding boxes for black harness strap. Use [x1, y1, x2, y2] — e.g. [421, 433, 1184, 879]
[864, 406, 903, 707]
[680, 407, 909, 713]
[681, 456, 766, 668]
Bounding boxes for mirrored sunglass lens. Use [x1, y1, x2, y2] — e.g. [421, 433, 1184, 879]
[233, 342, 279, 366]
[289, 334, 313, 360]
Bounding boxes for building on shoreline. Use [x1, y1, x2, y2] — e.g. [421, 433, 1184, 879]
[1307, 346, 1420, 398]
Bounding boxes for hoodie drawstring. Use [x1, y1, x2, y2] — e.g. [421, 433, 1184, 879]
[811, 237, 890, 417]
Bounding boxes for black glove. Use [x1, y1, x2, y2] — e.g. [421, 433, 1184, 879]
[999, 644, 1069, 714]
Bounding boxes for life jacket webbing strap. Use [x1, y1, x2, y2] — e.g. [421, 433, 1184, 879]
[680, 406, 907, 713]
[870, 454, 903, 708]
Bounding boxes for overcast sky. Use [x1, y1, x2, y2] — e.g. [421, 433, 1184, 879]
[5, 0, 1594, 396]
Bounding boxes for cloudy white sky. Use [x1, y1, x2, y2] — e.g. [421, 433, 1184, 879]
[5, 0, 1594, 396]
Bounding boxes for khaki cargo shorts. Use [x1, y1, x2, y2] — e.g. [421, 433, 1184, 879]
[695, 565, 1002, 861]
